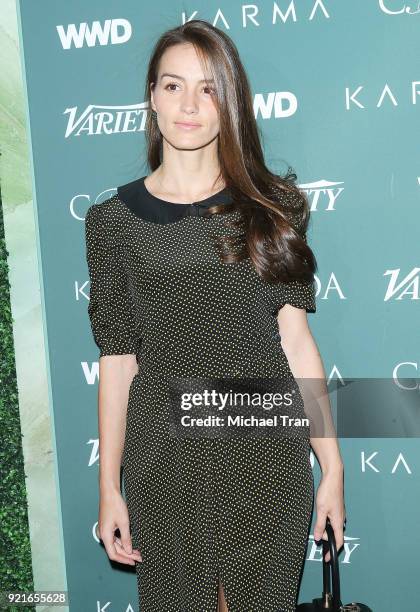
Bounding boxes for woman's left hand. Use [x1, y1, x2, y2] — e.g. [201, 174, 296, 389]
[313, 469, 346, 562]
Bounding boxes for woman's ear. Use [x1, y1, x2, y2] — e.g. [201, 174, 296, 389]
[150, 83, 156, 112]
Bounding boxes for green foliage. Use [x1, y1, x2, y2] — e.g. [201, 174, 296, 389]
[0, 192, 35, 611]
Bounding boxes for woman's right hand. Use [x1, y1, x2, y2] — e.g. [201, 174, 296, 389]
[96, 489, 143, 566]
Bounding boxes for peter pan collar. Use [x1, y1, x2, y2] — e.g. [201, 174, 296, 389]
[117, 175, 233, 224]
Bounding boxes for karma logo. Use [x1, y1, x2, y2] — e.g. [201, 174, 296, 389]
[56, 18, 132, 49]
[183, 0, 331, 28]
[345, 81, 420, 109]
[361, 451, 413, 474]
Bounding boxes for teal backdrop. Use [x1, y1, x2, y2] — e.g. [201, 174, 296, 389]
[16, 1, 420, 610]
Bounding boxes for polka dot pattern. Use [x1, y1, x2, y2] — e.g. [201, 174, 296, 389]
[84, 179, 317, 611]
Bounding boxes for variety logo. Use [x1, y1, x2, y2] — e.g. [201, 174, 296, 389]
[383, 268, 420, 301]
[299, 179, 344, 211]
[307, 534, 360, 562]
[88, 438, 99, 467]
[56, 18, 132, 49]
[64, 102, 149, 138]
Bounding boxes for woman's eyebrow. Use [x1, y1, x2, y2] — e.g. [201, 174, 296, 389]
[160, 72, 215, 83]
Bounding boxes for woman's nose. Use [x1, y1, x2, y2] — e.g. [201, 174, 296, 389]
[180, 92, 199, 113]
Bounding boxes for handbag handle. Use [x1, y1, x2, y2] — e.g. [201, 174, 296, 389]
[322, 517, 343, 610]
[296, 518, 372, 612]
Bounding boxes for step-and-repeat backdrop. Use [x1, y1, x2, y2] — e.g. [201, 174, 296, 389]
[16, 1, 419, 610]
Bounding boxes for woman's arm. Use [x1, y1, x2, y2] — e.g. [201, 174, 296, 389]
[277, 306, 343, 473]
[97, 354, 142, 566]
[277, 304, 346, 561]
[98, 354, 138, 493]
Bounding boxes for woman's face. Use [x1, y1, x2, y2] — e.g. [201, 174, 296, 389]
[150, 43, 220, 150]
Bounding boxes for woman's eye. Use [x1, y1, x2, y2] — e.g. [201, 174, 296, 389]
[164, 83, 215, 95]
[165, 82, 179, 91]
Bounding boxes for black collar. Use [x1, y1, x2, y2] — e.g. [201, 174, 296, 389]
[117, 176, 233, 224]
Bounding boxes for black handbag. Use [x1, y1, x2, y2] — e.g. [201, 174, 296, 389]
[296, 518, 373, 611]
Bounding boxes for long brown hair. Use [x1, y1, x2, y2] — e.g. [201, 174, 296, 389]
[144, 19, 317, 285]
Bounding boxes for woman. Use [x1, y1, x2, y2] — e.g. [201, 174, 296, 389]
[85, 19, 345, 612]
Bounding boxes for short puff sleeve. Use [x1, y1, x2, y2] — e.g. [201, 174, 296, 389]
[271, 187, 317, 313]
[269, 236, 317, 314]
[85, 203, 138, 357]
[276, 229, 317, 314]
[271, 277, 317, 314]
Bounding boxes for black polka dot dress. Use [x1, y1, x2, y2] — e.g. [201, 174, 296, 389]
[85, 176, 317, 612]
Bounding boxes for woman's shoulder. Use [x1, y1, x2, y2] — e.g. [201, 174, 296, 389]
[85, 192, 128, 229]
[85, 193, 130, 251]
[85, 175, 163, 230]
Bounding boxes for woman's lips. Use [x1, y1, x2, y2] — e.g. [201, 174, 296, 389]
[175, 122, 201, 130]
